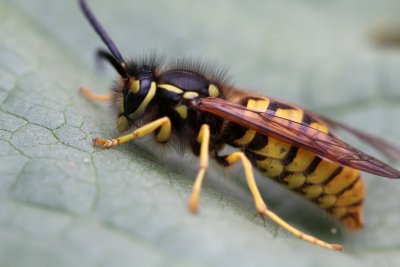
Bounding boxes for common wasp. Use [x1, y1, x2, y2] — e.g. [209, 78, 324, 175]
[78, 0, 400, 251]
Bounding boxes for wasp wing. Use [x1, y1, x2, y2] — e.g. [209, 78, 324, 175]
[318, 115, 400, 161]
[195, 97, 400, 178]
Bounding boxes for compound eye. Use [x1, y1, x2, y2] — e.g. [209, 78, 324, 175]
[140, 78, 151, 91]
[129, 78, 152, 94]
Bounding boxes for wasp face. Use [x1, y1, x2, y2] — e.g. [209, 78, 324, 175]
[115, 67, 157, 132]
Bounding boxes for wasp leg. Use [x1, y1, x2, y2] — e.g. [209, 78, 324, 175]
[80, 85, 112, 102]
[220, 151, 343, 251]
[188, 124, 210, 213]
[93, 117, 171, 148]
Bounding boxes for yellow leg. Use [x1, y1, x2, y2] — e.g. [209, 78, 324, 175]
[93, 117, 171, 148]
[80, 85, 112, 102]
[223, 152, 343, 251]
[188, 124, 210, 213]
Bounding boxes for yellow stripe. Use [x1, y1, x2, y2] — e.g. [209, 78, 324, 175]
[253, 137, 291, 159]
[306, 161, 340, 184]
[332, 207, 347, 218]
[310, 122, 329, 134]
[208, 84, 219, 97]
[174, 105, 188, 119]
[256, 158, 284, 177]
[318, 195, 337, 208]
[247, 98, 270, 112]
[303, 185, 323, 199]
[234, 129, 256, 146]
[158, 84, 183, 94]
[275, 108, 304, 123]
[284, 173, 306, 189]
[285, 148, 316, 172]
[323, 168, 360, 195]
[335, 179, 364, 207]
[129, 82, 157, 119]
[130, 79, 140, 93]
[183, 91, 199, 99]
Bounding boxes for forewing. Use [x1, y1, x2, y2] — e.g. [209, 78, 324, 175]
[195, 97, 400, 178]
[319, 115, 400, 161]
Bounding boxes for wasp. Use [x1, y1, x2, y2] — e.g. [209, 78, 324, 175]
[78, 0, 400, 251]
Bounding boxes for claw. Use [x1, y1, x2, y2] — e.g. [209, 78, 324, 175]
[92, 137, 115, 148]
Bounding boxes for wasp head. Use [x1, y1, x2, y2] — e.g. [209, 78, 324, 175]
[114, 63, 158, 132]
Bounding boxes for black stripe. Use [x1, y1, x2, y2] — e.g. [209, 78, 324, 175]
[302, 113, 318, 125]
[336, 175, 360, 196]
[267, 101, 277, 112]
[304, 157, 322, 175]
[247, 133, 268, 150]
[281, 146, 298, 166]
[244, 149, 267, 161]
[346, 199, 364, 208]
[225, 122, 248, 146]
[338, 211, 361, 222]
[302, 112, 332, 136]
[243, 96, 265, 106]
[274, 170, 290, 183]
[268, 100, 294, 111]
[322, 166, 343, 185]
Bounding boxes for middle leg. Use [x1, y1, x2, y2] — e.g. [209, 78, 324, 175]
[217, 151, 343, 251]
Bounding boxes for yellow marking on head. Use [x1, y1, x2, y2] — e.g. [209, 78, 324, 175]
[252, 137, 291, 159]
[303, 185, 323, 199]
[234, 129, 256, 146]
[174, 105, 188, 119]
[183, 91, 199, 100]
[310, 122, 329, 134]
[324, 168, 360, 195]
[284, 173, 306, 189]
[208, 84, 219, 97]
[285, 148, 316, 172]
[158, 84, 184, 94]
[129, 82, 157, 119]
[318, 195, 337, 208]
[306, 161, 340, 184]
[256, 158, 283, 177]
[117, 96, 124, 113]
[247, 98, 270, 112]
[130, 79, 140, 93]
[335, 179, 364, 207]
[117, 116, 129, 133]
[276, 108, 304, 123]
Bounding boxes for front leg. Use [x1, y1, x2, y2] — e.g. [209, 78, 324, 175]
[80, 85, 112, 102]
[93, 117, 171, 148]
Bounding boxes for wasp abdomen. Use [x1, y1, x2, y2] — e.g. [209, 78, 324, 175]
[224, 95, 365, 229]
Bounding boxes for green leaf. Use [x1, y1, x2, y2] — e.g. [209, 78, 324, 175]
[1, 0, 400, 266]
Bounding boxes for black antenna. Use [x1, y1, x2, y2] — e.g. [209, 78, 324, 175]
[79, 0, 125, 65]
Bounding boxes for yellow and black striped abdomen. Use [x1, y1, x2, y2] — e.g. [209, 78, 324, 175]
[225, 96, 365, 229]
